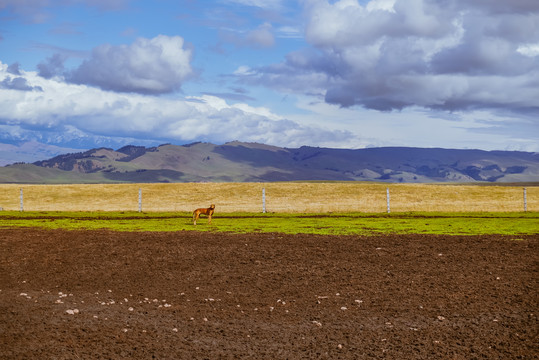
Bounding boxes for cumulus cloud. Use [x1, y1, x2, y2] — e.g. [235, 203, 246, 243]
[33, 35, 193, 94]
[236, 0, 539, 115]
[0, 62, 354, 148]
[67, 35, 194, 94]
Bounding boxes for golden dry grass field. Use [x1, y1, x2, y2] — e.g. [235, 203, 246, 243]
[0, 182, 536, 213]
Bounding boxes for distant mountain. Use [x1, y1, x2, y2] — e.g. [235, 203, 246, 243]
[0, 141, 86, 166]
[1, 141, 538, 183]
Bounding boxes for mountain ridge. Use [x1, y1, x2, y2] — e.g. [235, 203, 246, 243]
[1, 141, 538, 183]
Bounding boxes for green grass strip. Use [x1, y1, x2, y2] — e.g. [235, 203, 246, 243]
[1, 211, 538, 236]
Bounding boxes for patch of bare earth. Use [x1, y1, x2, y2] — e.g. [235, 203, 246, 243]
[1, 229, 537, 359]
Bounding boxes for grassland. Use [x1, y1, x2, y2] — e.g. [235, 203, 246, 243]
[0, 211, 537, 236]
[0, 182, 537, 212]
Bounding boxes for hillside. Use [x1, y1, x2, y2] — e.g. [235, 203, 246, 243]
[1, 141, 538, 183]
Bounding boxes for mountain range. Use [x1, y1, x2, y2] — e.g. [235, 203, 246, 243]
[0, 141, 84, 167]
[1, 141, 538, 183]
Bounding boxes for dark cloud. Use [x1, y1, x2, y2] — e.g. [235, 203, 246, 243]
[37, 53, 67, 79]
[237, 0, 539, 114]
[0, 76, 42, 92]
[7, 62, 22, 75]
[68, 35, 195, 94]
[430, 11, 537, 76]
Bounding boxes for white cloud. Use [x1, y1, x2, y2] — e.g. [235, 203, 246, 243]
[366, 0, 395, 12]
[517, 43, 539, 57]
[68, 35, 194, 94]
[233, 66, 256, 76]
[0, 62, 353, 148]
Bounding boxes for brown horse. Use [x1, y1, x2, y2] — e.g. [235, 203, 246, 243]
[193, 204, 215, 225]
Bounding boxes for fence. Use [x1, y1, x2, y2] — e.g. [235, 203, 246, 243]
[0, 183, 537, 213]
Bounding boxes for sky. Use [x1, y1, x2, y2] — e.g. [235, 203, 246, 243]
[0, 0, 538, 155]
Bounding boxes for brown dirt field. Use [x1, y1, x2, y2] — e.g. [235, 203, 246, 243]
[1, 229, 537, 359]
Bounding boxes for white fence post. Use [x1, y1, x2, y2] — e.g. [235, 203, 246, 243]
[262, 188, 266, 213]
[20, 188, 23, 212]
[386, 187, 390, 214]
[139, 188, 142, 213]
[523, 187, 527, 212]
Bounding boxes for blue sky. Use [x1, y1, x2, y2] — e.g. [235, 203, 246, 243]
[1, 0, 538, 160]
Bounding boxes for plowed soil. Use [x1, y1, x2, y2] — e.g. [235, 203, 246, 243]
[1, 229, 537, 359]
